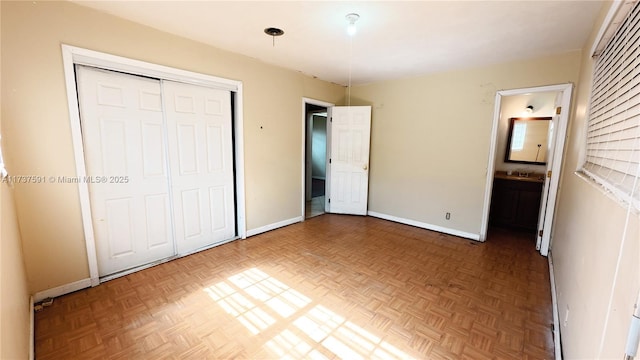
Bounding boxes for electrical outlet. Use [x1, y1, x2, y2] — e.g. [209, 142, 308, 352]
[445, 212, 451, 220]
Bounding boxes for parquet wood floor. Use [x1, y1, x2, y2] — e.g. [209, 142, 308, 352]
[35, 215, 554, 359]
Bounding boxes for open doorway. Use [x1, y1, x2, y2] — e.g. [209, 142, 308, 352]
[302, 99, 332, 219]
[480, 83, 573, 256]
[486, 91, 559, 251]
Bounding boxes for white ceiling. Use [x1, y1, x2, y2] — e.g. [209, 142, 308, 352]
[72, 1, 604, 86]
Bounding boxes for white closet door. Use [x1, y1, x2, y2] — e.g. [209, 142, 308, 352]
[76, 66, 175, 276]
[163, 80, 236, 254]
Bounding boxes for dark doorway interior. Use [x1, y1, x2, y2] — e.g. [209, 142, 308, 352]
[305, 103, 327, 218]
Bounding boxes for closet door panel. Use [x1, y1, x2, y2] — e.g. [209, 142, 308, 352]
[164, 80, 236, 254]
[76, 66, 175, 276]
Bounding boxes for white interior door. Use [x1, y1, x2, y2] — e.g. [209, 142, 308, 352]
[77, 66, 175, 276]
[328, 106, 372, 215]
[536, 92, 564, 255]
[163, 80, 236, 254]
[536, 116, 557, 250]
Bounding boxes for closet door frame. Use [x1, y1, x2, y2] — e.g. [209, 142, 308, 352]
[62, 44, 246, 286]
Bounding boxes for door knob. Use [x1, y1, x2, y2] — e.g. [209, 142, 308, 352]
[363, 164, 368, 170]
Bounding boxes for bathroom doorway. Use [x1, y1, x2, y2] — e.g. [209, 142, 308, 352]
[480, 83, 573, 256]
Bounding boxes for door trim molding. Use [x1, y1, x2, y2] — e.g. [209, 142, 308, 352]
[61, 44, 246, 286]
[480, 83, 572, 256]
[301, 98, 334, 219]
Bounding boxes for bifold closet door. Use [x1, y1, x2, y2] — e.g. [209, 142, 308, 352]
[76, 66, 175, 276]
[163, 80, 236, 254]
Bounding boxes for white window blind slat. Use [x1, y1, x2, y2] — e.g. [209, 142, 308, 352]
[591, 17, 640, 89]
[590, 69, 640, 124]
[582, 1, 640, 210]
[589, 102, 640, 134]
[592, 63, 640, 107]
[591, 45, 640, 99]
[592, 27, 640, 90]
[594, 32, 640, 86]
[588, 112, 640, 139]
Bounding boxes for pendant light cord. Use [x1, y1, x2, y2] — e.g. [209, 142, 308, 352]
[348, 34, 353, 106]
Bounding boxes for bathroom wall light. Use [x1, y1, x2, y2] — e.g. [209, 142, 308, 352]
[346, 13, 360, 36]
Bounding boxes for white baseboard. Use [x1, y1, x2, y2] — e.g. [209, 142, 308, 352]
[29, 296, 34, 360]
[367, 211, 480, 241]
[246, 216, 303, 237]
[31, 218, 301, 303]
[33, 278, 92, 302]
[548, 252, 563, 360]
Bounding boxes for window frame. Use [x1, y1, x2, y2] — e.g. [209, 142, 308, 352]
[579, 0, 640, 211]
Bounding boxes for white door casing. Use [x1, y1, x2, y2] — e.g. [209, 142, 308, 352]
[76, 66, 175, 276]
[301, 98, 334, 219]
[537, 90, 572, 256]
[163, 80, 236, 254]
[328, 106, 372, 215]
[325, 106, 333, 213]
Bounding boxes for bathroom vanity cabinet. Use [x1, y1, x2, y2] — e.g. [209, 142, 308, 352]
[489, 172, 544, 233]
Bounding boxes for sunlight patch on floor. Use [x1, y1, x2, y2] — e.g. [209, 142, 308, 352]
[204, 277, 276, 335]
[295, 305, 412, 360]
[228, 268, 311, 318]
[204, 267, 413, 359]
[266, 329, 329, 360]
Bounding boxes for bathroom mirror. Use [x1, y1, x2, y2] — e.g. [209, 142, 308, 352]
[505, 117, 552, 165]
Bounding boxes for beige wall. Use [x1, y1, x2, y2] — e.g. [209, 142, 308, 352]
[350, 52, 581, 235]
[552, 2, 640, 358]
[0, 2, 31, 351]
[0, 184, 30, 360]
[1, 1, 344, 294]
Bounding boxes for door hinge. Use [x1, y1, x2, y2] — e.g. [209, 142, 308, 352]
[547, 170, 552, 178]
[539, 229, 544, 237]
[328, 198, 330, 203]
[556, 106, 562, 115]
[329, 158, 331, 164]
[330, 117, 333, 122]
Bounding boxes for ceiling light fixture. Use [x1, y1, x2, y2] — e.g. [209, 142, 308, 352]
[525, 105, 534, 114]
[264, 27, 284, 47]
[346, 13, 360, 36]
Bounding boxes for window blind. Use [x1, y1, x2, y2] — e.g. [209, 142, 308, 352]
[582, 1, 640, 210]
